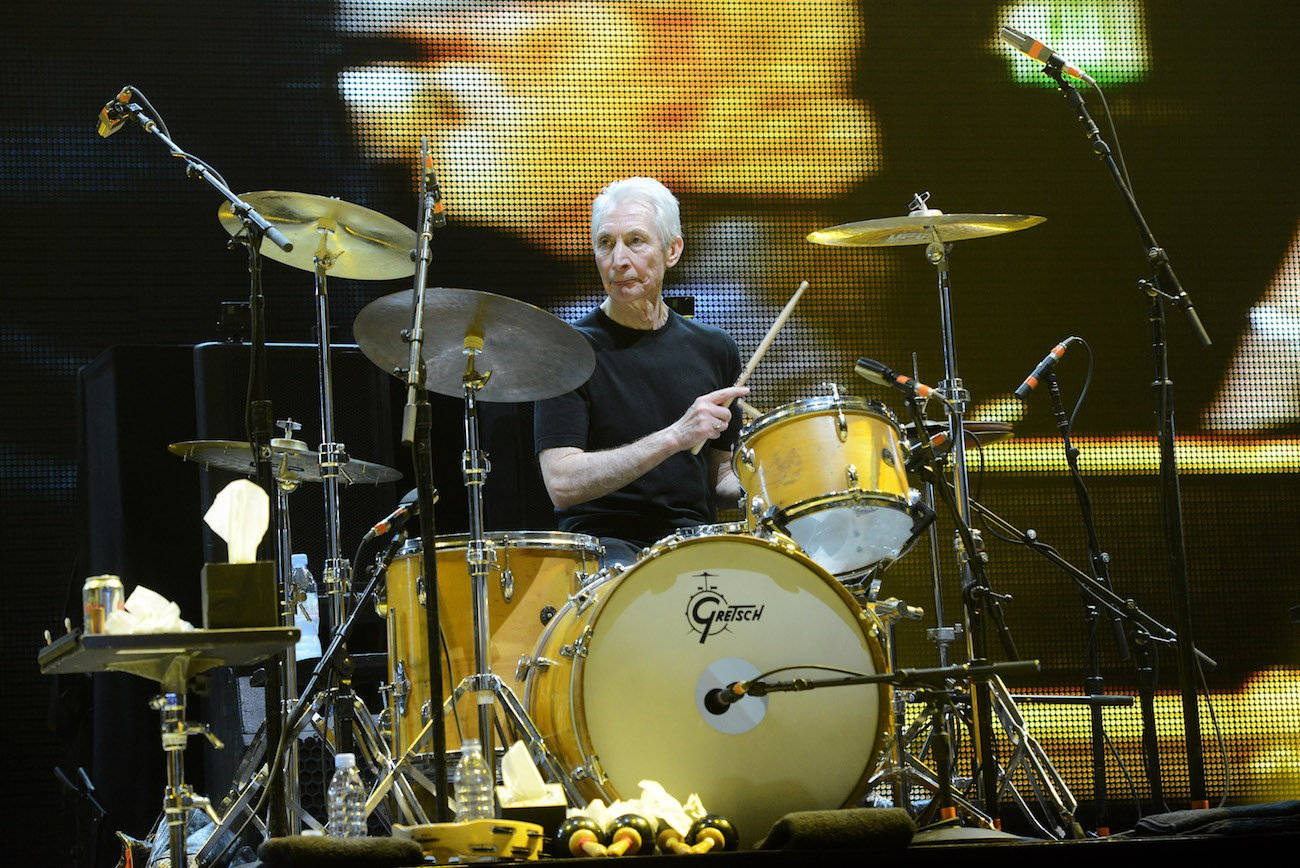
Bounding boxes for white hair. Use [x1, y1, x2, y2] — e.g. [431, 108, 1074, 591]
[590, 177, 682, 251]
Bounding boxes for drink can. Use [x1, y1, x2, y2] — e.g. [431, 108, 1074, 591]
[83, 575, 125, 634]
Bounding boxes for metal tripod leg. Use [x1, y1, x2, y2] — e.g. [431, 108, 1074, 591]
[195, 687, 426, 866]
[988, 677, 1082, 838]
[867, 688, 992, 827]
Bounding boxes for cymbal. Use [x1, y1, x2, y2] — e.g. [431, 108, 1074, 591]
[354, 288, 596, 403]
[807, 211, 1045, 247]
[168, 440, 402, 485]
[217, 191, 417, 280]
[902, 420, 1014, 456]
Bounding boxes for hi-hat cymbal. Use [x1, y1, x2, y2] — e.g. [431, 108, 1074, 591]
[169, 440, 402, 485]
[217, 191, 417, 280]
[902, 420, 1014, 457]
[354, 288, 595, 403]
[807, 211, 1045, 247]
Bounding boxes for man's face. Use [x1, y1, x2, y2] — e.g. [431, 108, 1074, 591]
[337, 0, 877, 254]
[593, 200, 683, 311]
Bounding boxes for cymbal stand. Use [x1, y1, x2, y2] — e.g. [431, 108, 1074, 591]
[868, 389, 993, 828]
[913, 192, 1011, 820]
[880, 357, 969, 815]
[440, 364, 587, 807]
[307, 239, 363, 757]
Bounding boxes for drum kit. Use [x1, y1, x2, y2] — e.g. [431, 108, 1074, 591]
[165, 181, 1079, 855]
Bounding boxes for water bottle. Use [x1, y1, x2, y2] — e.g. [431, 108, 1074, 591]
[327, 752, 367, 837]
[453, 739, 495, 821]
[291, 553, 321, 661]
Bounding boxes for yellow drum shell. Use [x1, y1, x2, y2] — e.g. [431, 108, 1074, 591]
[385, 530, 601, 754]
[733, 395, 914, 577]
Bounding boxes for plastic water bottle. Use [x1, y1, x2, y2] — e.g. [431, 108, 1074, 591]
[327, 752, 367, 837]
[453, 739, 495, 821]
[291, 553, 321, 661]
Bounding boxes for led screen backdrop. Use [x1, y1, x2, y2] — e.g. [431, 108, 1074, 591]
[3, 0, 1298, 860]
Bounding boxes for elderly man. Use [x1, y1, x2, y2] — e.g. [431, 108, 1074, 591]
[534, 177, 749, 566]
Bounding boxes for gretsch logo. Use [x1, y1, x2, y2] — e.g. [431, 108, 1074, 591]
[685, 573, 764, 644]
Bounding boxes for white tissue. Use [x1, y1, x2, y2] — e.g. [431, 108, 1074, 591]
[104, 585, 195, 634]
[501, 740, 549, 802]
[203, 479, 269, 564]
[565, 781, 705, 836]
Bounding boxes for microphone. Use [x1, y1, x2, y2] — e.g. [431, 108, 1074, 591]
[424, 152, 447, 228]
[999, 26, 1095, 84]
[362, 488, 428, 542]
[873, 597, 925, 622]
[96, 87, 134, 138]
[855, 357, 947, 403]
[1013, 337, 1080, 400]
[703, 682, 750, 714]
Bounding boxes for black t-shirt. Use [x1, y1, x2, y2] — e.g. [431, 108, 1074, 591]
[534, 305, 742, 548]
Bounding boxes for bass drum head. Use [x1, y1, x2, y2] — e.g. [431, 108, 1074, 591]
[572, 533, 888, 848]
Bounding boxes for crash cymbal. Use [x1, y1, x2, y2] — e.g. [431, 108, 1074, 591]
[217, 191, 417, 280]
[354, 288, 595, 403]
[807, 211, 1045, 247]
[168, 440, 402, 485]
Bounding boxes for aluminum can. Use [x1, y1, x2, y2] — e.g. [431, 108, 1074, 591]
[83, 575, 125, 633]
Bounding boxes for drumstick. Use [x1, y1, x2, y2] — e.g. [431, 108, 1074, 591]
[691, 280, 808, 454]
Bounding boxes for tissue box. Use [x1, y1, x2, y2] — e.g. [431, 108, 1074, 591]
[201, 561, 279, 629]
[496, 783, 568, 835]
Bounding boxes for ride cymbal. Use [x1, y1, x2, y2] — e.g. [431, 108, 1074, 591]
[217, 191, 417, 280]
[354, 288, 595, 403]
[808, 211, 1045, 247]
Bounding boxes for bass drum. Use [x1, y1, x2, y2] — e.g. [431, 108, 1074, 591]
[521, 531, 889, 848]
[384, 530, 601, 754]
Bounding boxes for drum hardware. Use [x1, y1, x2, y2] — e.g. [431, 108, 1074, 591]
[382, 532, 600, 758]
[216, 190, 419, 801]
[194, 187, 415, 841]
[38, 628, 298, 868]
[356, 274, 597, 815]
[812, 193, 1047, 825]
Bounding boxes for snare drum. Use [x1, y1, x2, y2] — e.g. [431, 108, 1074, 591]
[733, 395, 919, 578]
[521, 530, 889, 848]
[384, 530, 601, 754]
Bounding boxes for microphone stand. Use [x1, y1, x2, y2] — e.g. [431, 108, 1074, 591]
[106, 90, 296, 836]
[949, 475, 1218, 812]
[1042, 60, 1213, 807]
[1044, 370, 1129, 833]
[400, 138, 451, 821]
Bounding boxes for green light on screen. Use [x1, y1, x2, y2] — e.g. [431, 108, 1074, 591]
[998, 0, 1150, 86]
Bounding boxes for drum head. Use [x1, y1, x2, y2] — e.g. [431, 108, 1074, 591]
[575, 534, 887, 848]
